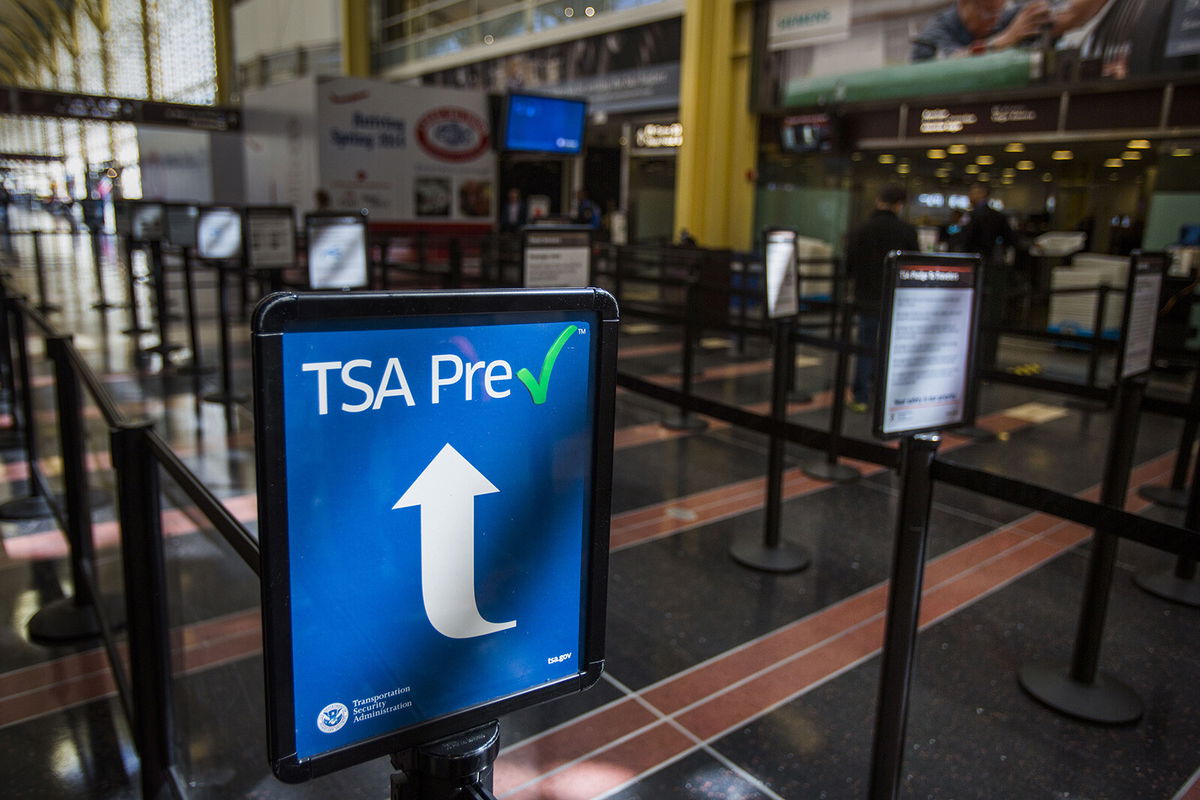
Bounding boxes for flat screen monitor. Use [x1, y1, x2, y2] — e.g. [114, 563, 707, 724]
[1180, 225, 1200, 246]
[780, 113, 840, 154]
[197, 206, 243, 260]
[306, 212, 368, 290]
[503, 94, 586, 155]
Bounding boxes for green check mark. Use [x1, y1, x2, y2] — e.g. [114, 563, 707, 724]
[517, 325, 578, 405]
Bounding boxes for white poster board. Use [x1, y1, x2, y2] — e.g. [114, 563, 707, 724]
[197, 207, 243, 260]
[1118, 253, 1165, 380]
[876, 254, 979, 438]
[247, 208, 297, 268]
[764, 229, 799, 318]
[131, 203, 165, 242]
[307, 213, 368, 289]
[523, 228, 591, 288]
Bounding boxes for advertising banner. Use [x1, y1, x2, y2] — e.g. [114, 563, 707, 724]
[768, 0, 1197, 109]
[875, 253, 980, 439]
[316, 78, 495, 224]
[252, 289, 617, 781]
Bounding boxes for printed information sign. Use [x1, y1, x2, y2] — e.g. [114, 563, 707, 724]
[1118, 252, 1166, 380]
[306, 212, 368, 290]
[874, 252, 980, 439]
[523, 227, 591, 288]
[196, 206, 243, 260]
[247, 207, 296, 268]
[764, 228, 799, 318]
[165, 204, 198, 249]
[252, 289, 617, 782]
[131, 202, 165, 242]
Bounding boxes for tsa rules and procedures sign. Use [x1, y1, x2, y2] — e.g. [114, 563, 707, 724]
[875, 253, 980, 439]
[253, 289, 616, 781]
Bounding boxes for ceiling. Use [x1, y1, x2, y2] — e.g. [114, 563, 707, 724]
[0, 1, 76, 85]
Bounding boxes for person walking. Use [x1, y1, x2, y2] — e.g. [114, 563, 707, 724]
[844, 185, 919, 412]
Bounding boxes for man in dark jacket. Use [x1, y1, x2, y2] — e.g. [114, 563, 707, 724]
[956, 181, 1017, 368]
[845, 184, 919, 411]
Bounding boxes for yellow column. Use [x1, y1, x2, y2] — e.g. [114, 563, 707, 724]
[211, 0, 234, 105]
[673, 0, 758, 251]
[342, 0, 372, 77]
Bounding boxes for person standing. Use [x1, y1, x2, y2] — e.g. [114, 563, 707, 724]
[500, 188, 526, 232]
[957, 181, 1017, 369]
[844, 185, 919, 412]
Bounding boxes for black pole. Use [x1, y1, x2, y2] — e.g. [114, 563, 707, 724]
[203, 263, 248, 406]
[381, 238, 392, 290]
[730, 319, 812, 573]
[0, 280, 21, 449]
[1139, 369, 1200, 509]
[803, 307, 860, 482]
[1085, 284, 1109, 391]
[112, 422, 175, 800]
[176, 247, 212, 376]
[1134, 432, 1200, 607]
[391, 721, 501, 800]
[143, 240, 181, 360]
[867, 432, 940, 800]
[89, 231, 118, 311]
[121, 236, 151, 337]
[661, 277, 708, 432]
[0, 295, 54, 520]
[1018, 376, 1145, 724]
[32, 232, 60, 314]
[27, 334, 123, 642]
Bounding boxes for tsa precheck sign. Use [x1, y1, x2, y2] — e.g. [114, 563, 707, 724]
[280, 314, 596, 761]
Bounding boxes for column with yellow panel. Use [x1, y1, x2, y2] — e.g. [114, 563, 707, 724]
[673, 0, 758, 251]
[342, 0, 372, 77]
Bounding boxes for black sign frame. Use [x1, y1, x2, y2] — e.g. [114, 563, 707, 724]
[873, 251, 982, 440]
[244, 205, 297, 270]
[1114, 250, 1167, 381]
[164, 203, 199, 250]
[305, 210, 370, 290]
[521, 224, 593, 288]
[195, 205, 244, 262]
[252, 288, 618, 783]
[130, 200, 166, 243]
[762, 226, 800, 319]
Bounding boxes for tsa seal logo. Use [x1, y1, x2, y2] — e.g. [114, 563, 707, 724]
[317, 702, 349, 733]
[416, 107, 489, 162]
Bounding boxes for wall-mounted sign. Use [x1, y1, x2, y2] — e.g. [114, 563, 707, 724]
[768, 0, 851, 51]
[908, 99, 1058, 137]
[252, 288, 617, 782]
[874, 252, 981, 439]
[634, 123, 683, 149]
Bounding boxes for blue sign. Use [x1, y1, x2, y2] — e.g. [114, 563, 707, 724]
[254, 290, 617, 781]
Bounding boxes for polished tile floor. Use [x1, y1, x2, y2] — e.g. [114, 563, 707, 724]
[0, 224, 1198, 799]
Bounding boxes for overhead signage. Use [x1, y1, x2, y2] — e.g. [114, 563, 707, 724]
[1167, 0, 1200, 58]
[196, 206, 243, 260]
[1117, 252, 1166, 380]
[247, 207, 297, 269]
[252, 288, 617, 781]
[764, 228, 799, 319]
[907, 99, 1057, 137]
[8, 86, 240, 130]
[874, 253, 980, 439]
[306, 212, 369, 290]
[768, 0, 851, 51]
[634, 123, 683, 149]
[131, 202, 165, 242]
[523, 227, 591, 289]
[165, 204, 198, 249]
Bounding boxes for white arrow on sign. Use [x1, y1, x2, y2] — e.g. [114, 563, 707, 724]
[393, 443, 517, 639]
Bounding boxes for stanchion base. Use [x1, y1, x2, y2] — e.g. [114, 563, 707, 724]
[141, 342, 184, 356]
[802, 459, 861, 483]
[660, 413, 709, 432]
[203, 391, 249, 406]
[955, 425, 995, 441]
[27, 594, 125, 644]
[121, 327, 152, 336]
[0, 493, 55, 520]
[1137, 485, 1189, 510]
[91, 301, 123, 311]
[35, 304, 61, 315]
[1133, 571, 1200, 608]
[1017, 665, 1143, 724]
[730, 534, 811, 573]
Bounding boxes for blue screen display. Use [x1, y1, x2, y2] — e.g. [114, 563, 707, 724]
[280, 313, 596, 761]
[504, 94, 586, 154]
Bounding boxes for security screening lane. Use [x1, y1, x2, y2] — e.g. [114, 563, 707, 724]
[0, 223, 1196, 799]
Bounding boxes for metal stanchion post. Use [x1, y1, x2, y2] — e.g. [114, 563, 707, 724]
[1019, 376, 1146, 724]
[867, 433, 940, 800]
[730, 319, 812, 573]
[143, 240, 182, 359]
[32, 232, 60, 315]
[111, 422, 176, 800]
[1134, 449, 1200, 607]
[0, 281, 21, 449]
[203, 263, 248, 406]
[89, 230, 119, 311]
[0, 295, 54, 520]
[661, 278, 709, 432]
[1139, 370, 1200, 509]
[175, 247, 214, 376]
[803, 308, 861, 482]
[390, 721, 501, 800]
[27, 334, 124, 642]
[121, 236, 151, 336]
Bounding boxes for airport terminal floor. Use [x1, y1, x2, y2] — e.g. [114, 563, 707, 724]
[1, 218, 1199, 799]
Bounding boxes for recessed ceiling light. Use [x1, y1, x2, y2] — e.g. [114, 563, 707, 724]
[965, 164, 980, 174]
[978, 173, 991, 181]
[1016, 160, 1035, 170]
[976, 155, 995, 165]
[927, 149, 947, 159]
[1104, 158, 1124, 167]
[878, 154, 896, 164]
[1173, 147, 1194, 157]
[1126, 139, 1151, 149]
[1041, 172, 1053, 182]
[851, 152, 863, 161]
[948, 144, 968, 155]
[1121, 151, 1142, 160]
[1005, 142, 1025, 153]
[897, 164, 911, 173]
[1051, 150, 1073, 160]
